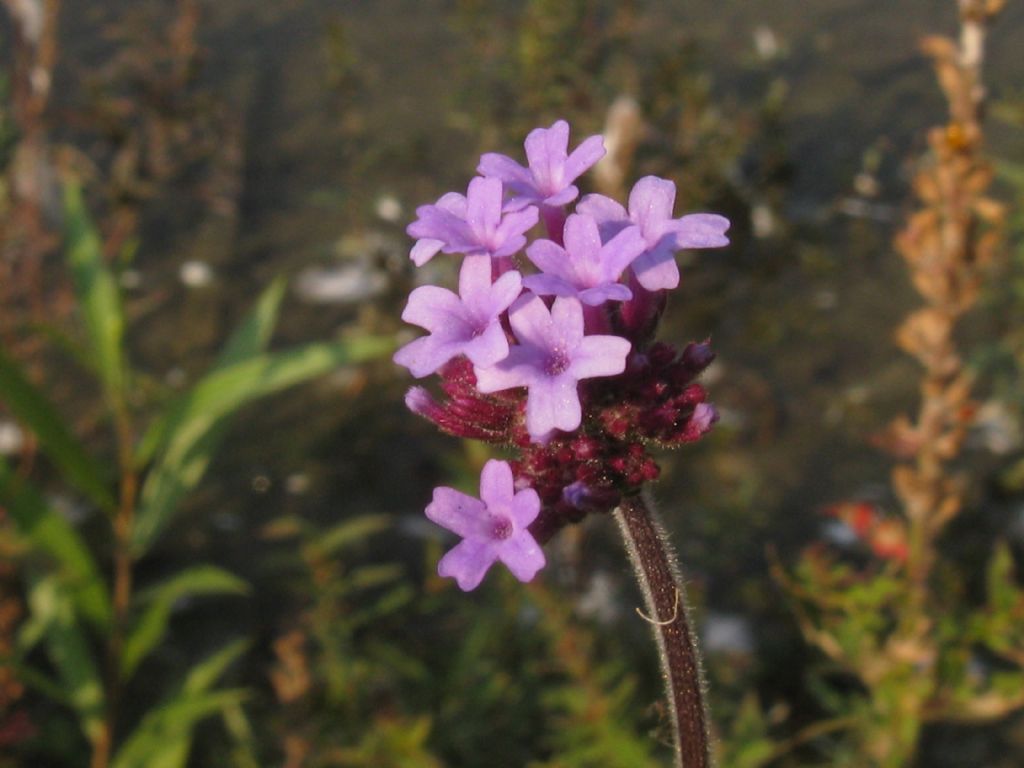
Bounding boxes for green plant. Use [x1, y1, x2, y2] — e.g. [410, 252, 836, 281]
[0, 183, 392, 767]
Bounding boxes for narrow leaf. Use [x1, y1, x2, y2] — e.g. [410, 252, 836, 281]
[113, 641, 248, 768]
[183, 638, 250, 695]
[0, 459, 111, 629]
[216, 276, 287, 367]
[0, 347, 114, 510]
[111, 690, 247, 768]
[64, 182, 126, 402]
[132, 335, 393, 554]
[311, 513, 391, 557]
[121, 566, 248, 679]
[137, 277, 288, 465]
[24, 573, 106, 745]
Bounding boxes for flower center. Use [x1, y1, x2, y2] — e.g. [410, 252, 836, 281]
[490, 514, 514, 540]
[470, 319, 488, 338]
[544, 347, 570, 376]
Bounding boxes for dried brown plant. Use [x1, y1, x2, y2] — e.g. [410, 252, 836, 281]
[885, 0, 1005, 674]
[778, 2, 1016, 766]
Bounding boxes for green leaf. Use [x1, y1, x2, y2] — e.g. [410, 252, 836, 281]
[23, 573, 105, 745]
[216, 276, 287, 367]
[64, 182, 126, 403]
[311, 513, 391, 558]
[0, 459, 111, 629]
[111, 689, 247, 768]
[132, 335, 393, 554]
[121, 566, 249, 680]
[136, 277, 288, 465]
[986, 541, 1017, 614]
[182, 638, 250, 695]
[0, 347, 115, 511]
[112, 641, 249, 768]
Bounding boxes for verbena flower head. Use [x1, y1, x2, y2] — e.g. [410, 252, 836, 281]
[399, 120, 729, 590]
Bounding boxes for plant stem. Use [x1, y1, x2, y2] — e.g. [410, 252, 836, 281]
[614, 494, 710, 768]
[92, 402, 138, 768]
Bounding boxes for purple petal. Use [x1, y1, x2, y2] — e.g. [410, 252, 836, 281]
[435, 191, 468, 216]
[508, 487, 541, 528]
[671, 213, 731, 248]
[691, 402, 718, 432]
[401, 285, 463, 330]
[408, 207, 473, 253]
[562, 134, 606, 184]
[488, 269, 524, 313]
[457, 255, 494, 306]
[492, 206, 539, 257]
[508, 293, 555, 350]
[392, 335, 462, 378]
[426, 486, 487, 539]
[576, 193, 628, 227]
[542, 186, 579, 207]
[526, 374, 581, 436]
[631, 244, 681, 291]
[438, 538, 498, 591]
[461, 322, 509, 369]
[577, 283, 632, 305]
[410, 238, 444, 266]
[496, 534, 545, 583]
[503, 194, 540, 212]
[525, 121, 569, 193]
[466, 177, 503, 240]
[628, 176, 676, 233]
[599, 224, 647, 279]
[563, 214, 603, 266]
[479, 459, 515, 505]
[549, 297, 584, 348]
[477, 153, 532, 186]
[474, 346, 539, 393]
[522, 273, 579, 298]
[569, 335, 631, 379]
[525, 239, 570, 279]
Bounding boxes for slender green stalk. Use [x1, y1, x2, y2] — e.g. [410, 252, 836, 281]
[614, 494, 710, 768]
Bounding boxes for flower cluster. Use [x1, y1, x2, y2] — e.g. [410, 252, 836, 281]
[396, 120, 729, 590]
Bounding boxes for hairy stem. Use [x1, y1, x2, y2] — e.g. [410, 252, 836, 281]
[615, 494, 710, 767]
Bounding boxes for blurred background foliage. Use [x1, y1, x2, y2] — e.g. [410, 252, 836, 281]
[1, 0, 1024, 766]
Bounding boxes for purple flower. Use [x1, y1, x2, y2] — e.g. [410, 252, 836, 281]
[578, 176, 730, 291]
[406, 177, 539, 266]
[474, 294, 631, 440]
[393, 255, 522, 377]
[522, 213, 646, 306]
[478, 120, 606, 211]
[426, 459, 545, 590]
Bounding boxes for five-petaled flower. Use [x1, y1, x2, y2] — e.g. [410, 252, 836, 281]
[394, 254, 522, 378]
[523, 213, 647, 306]
[578, 176, 730, 291]
[474, 294, 631, 440]
[406, 176, 539, 266]
[478, 119, 605, 211]
[426, 459, 545, 590]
